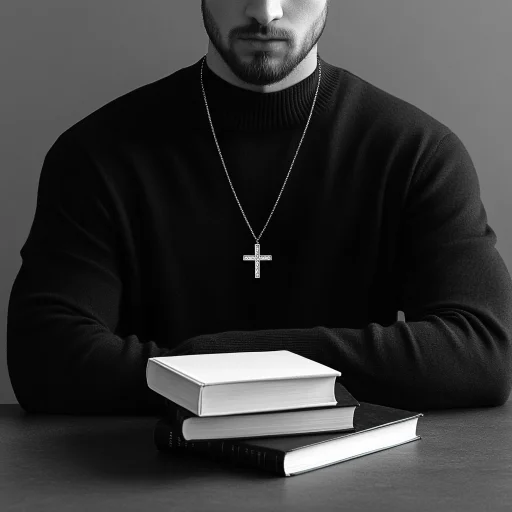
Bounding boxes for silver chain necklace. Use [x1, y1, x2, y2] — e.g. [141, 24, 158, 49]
[200, 54, 322, 278]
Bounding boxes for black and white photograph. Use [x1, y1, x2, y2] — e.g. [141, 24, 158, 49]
[1, 1, 511, 510]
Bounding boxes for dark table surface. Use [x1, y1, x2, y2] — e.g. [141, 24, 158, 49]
[1, 400, 511, 512]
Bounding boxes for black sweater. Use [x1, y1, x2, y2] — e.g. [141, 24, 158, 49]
[7, 55, 512, 415]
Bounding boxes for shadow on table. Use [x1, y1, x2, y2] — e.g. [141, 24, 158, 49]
[12, 413, 279, 484]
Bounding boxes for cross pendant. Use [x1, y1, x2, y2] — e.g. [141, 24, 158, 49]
[243, 243, 272, 278]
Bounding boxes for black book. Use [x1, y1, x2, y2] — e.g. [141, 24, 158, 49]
[154, 401, 423, 477]
[163, 382, 359, 440]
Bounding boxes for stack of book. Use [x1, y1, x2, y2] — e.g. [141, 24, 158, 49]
[146, 350, 422, 477]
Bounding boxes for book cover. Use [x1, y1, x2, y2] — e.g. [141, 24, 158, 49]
[154, 402, 423, 476]
[148, 350, 340, 385]
[164, 382, 360, 440]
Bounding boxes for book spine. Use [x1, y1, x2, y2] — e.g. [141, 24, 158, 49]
[154, 419, 286, 476]
[163, 399, 189, 427]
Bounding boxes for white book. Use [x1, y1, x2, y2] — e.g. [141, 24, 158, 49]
[146, 350, 341, 417]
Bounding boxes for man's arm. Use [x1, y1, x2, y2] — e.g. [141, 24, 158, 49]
[7, 133, 176, 415]
[163, 131, 512, 410]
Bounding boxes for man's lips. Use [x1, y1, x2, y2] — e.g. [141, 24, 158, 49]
[239, 36, 287, 41]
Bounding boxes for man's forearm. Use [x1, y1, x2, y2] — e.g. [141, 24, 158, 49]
[174, 312, 512, 410]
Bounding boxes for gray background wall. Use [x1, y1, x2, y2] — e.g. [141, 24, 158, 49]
[1, 1, 511, 403]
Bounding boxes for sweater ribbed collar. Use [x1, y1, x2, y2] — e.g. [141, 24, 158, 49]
[195, 54, 341, 132]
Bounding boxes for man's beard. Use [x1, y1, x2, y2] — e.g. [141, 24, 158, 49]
[200, 0, 328, 87]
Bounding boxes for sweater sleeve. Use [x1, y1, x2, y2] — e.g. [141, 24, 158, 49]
[170, 132, 512, 410]
[7, 133, 173, 415]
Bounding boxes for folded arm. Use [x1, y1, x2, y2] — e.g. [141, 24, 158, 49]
[7, 134, 174, 415]
[8, 132, 512, 415]
[180, 132, 512, 410]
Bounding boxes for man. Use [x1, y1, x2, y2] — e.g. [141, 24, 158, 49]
[7, 1, 512, 415]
